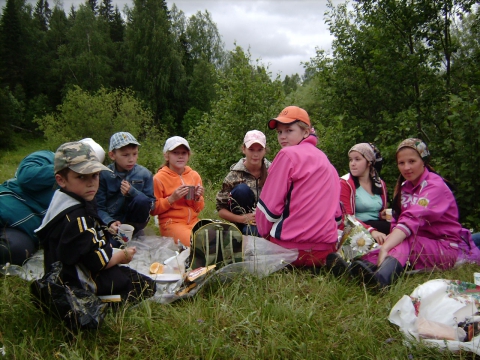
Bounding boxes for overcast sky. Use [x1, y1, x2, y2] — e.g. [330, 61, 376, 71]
[11, 0, 343, 78]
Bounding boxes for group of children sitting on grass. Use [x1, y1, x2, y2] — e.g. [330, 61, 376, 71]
[1, 106, 479, 305]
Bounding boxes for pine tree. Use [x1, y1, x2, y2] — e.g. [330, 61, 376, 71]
[0, 0, 25, 90]
[34, 0, 52, 31]
[99, 0, 113, 22]
[109, 6, 124, 42]
[88, 0, 98, 15]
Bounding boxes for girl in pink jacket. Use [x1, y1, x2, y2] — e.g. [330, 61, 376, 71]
[350, 138, 465, 289]
[255, 106, 342, 268]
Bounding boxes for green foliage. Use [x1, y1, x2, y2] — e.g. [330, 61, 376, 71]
[0, 87, 24, 150]
[437, 89, 480, 228]
[57, 4, 114, 92]
[124, 0, 186, 132]
[181, 106, 204, 136]
[34, 86, 158, 152]
[137, 125, 168, 175]
[0, 0, 25, 90]
[302, 0, 480, 226]
[188, 47, 285, 182]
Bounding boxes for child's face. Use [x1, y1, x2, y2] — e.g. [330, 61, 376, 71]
[109, 145, 138, 172]
[165, 145, 190, 174]
[242, 143, 266, 167]
[348, 151, 370, 178]
[55, 170, 100, 201]
[276, 123, 309, 148]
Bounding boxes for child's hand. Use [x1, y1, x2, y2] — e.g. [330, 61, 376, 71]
[195, 184, 204, 198]
[121, 246, 136, 264]
[109, 221, 121, 234]
[120, 180, 131, 196]
[379, 209, 386, 220]
[107, 246, 137, 268]
[168, 185, 190, 204]
[243, 212, 256, 225]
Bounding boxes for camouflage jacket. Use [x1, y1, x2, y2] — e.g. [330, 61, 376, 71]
[216, 158, 271, 211]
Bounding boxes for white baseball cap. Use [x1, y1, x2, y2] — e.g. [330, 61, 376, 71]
[163, 136, 191, 153]
[244, 130, 266, 148]
[79, 138, 106, 163]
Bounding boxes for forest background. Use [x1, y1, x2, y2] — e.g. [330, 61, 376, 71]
[1, 0, 479, 230]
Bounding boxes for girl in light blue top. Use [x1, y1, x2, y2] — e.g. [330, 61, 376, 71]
[340, 143, 389, 243]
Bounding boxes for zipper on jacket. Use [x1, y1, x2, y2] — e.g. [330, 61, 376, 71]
[180, 175, 192, 224]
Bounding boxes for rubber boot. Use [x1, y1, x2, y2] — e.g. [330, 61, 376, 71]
[349, 259, 377, 281]
[325, 253, 349, 277]
[372, 256, 404, 290]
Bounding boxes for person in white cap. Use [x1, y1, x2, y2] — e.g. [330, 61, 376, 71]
[0, 138, 105, 266]
[151, 136, 204, 246]
[216, 130, 270, 235]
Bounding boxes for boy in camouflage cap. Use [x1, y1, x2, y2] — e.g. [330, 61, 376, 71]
[53, 141, 110, 176]
[96, 132, 155, 243]
[35, 141, 155, 303]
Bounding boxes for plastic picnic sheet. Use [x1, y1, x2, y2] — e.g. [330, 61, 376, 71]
[1, 235, 298, 304]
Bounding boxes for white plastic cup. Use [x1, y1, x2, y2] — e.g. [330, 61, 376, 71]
[118, 224, 134, 243]
[474, 273, 480, 286]
[386, 209, 392, 222]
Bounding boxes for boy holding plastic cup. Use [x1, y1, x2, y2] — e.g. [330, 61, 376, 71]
[35, 141, 155, 302]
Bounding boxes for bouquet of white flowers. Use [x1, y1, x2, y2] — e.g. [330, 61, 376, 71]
[339, 215, 377, 261]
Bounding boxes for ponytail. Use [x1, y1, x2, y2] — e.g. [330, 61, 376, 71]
[259, 159, 268, 187]
[392, 174, 405, 221]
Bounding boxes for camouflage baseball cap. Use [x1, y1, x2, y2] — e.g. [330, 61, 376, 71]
[54, 141, 112, 174]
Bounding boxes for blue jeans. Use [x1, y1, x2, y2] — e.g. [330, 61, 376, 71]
[0, 228, 36, 266]
[472, 232, 480, 249]
[230, 183, 259, 236]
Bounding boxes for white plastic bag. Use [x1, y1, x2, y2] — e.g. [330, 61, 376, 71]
[389, 279, 480, 355]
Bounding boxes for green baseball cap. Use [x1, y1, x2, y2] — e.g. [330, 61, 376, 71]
[54, 141, 112, 174]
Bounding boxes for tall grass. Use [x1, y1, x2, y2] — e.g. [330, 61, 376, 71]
[1, 138, 480, 359]
[2, 262, 480, 359]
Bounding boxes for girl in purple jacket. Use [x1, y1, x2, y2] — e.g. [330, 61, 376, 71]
[255, 106, 342, 268]
[350, 138, 464, 289]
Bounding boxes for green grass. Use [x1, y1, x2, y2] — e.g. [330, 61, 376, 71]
[2, 139, 480, 359]
[0, 135, 53, 182]
[3, 264, 480, 359]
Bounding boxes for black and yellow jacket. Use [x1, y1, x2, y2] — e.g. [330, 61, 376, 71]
[35, 189, 131, 296]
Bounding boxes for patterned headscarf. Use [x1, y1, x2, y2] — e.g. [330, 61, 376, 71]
[348, 143, 382, 188]
[396, 138, 430, 161]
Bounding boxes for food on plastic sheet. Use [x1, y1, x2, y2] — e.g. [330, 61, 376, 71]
[186, 265, 216, 282]
[98, 294, 122, 303]
[149, 262, 164, 274]
[416, 317, 460, 340]
[176, 283, 197, 296]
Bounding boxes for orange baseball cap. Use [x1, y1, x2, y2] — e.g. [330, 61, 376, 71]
[268, 106, 311, 129]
